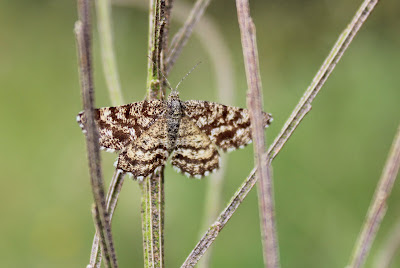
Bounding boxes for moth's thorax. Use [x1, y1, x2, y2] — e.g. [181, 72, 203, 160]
[166, 91, 184, 117]
[166, 98, 184, 118]
[166, 93, 184, 149]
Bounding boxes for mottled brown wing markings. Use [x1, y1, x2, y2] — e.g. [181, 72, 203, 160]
[77, 95, 272, 179]
[183, 100, 272, 152]
[77, 100, 165, 152]
[171, 117, 220, 178]
[117, 118, 171, 179]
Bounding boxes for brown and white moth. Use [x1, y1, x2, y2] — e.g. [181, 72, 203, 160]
[77, 90, 272, 180]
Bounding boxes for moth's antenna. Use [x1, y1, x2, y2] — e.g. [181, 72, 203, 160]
[175, 61, 202, 90]
[147, 56, 174, 92]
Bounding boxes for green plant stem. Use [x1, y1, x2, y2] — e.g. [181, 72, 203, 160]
[140, 171, 165, 267]
[141, 0, 172, 267]
[96, 0, 124, 106]
[181, 0, 380, 266]
[348, 124, 400, 268]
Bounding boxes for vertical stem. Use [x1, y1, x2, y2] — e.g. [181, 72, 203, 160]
[142, 0, 172, 267]
[75, 0, 118, 267]
[236, 0, 279, 267]
[140, 171, 165, 267]
[140, 179, 149, 267]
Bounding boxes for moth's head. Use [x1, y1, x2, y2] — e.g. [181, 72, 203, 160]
[168, 89, 180, 100]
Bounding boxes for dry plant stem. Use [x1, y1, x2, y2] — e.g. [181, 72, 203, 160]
[89, 170, 125, 268]
[96, 0, 124, 106]
[348, 124, 400, 268]
[182, 0, 380, 266]
[142, 0, 172, 267]
[165, 0, 211, 74]
[374, 216, 400, 268]
[181, 223, 221, 268]
[236, 0, 278, 267]
[75, 0, 118, 267]
[90, 1, 125, 265]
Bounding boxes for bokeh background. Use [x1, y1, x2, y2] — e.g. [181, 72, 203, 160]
[1, 0, 399, 267]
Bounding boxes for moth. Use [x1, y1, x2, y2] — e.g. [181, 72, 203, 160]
[77, 90, 272, 180]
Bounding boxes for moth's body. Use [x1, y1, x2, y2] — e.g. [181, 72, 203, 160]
[77, 90, 272, 180]
[165, 92, 184, 151]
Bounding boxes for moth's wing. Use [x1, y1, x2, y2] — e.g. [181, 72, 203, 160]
[117, 117, 171, 179]
[77, 100, 165, 152]
[183, 100, 272, 152]
[170, 117, 220, 178]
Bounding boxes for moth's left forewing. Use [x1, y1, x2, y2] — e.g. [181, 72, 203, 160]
[76, 100, 166, 152]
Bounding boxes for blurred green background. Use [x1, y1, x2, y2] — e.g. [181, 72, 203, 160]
[1, 0, 399, 267]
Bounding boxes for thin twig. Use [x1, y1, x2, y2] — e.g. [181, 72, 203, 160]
[165, 0, 211, 74]
[348, 124, 400, 268]
[87, 1, 125, 266]
[236, 0, 279, 267]
[96, 0, 124, 106]
[182, 223, 221, 268]
[89, 170, 125, 268]
[75, 0, 118, 267]
[181, 0, 380, 266]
